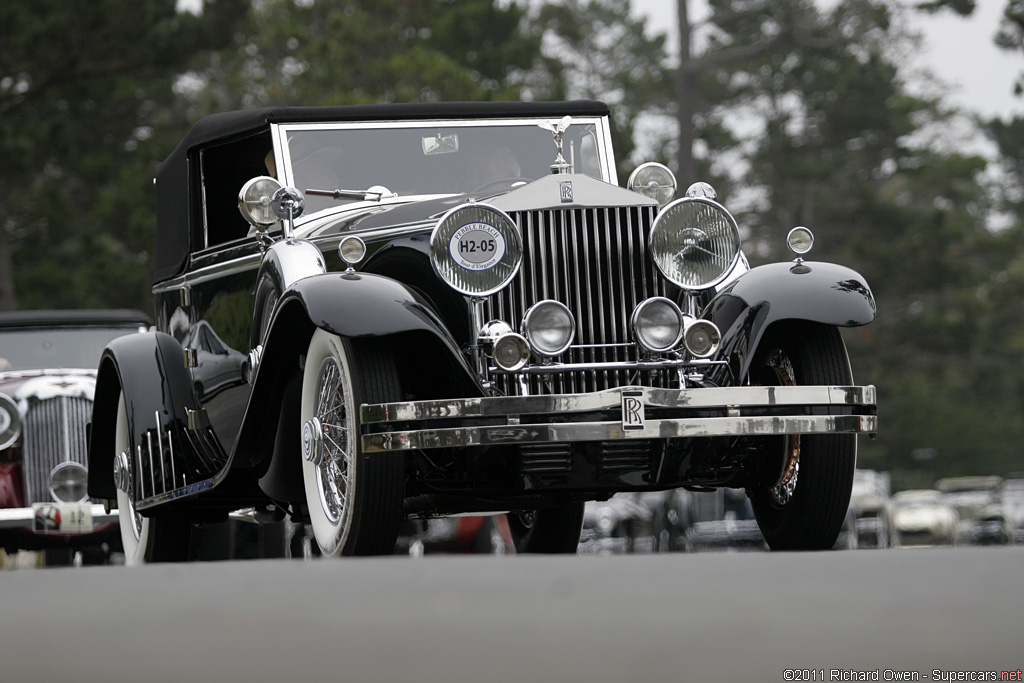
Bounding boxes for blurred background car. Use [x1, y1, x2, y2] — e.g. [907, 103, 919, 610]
[889, 489, 959, 547]
[0, 309, 151, 566]
[848, 469, 893, 549]
[398, 516, 515, 556]
[936, 476, 1003, 545]
[1002, 473, 1024, 544]
[579, 494, 654, 554]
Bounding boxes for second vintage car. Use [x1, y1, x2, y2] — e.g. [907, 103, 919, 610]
[87, 100, 877, 562]
[0, 309, 152, 564]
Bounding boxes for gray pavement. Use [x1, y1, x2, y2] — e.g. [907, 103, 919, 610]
[2, 546, 1021, 682]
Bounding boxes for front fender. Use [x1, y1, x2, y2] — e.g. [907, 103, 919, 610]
[706, 261, 875, 383]
[88, 331, 206, 500]
[234, 271, 481, 484]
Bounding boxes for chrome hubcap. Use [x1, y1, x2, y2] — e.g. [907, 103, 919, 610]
[303, 417, 324, 465]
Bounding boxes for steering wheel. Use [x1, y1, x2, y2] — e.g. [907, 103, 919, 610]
[472, 176, 531, 194]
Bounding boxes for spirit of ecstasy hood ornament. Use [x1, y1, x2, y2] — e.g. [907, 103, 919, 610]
[539, 115, 572, 174]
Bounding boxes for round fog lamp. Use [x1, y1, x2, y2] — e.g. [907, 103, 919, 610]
[492, 333, 531, 371]
[522, 300, 575, 356]
[632, 297, 684, 353]
[50, 462, 89, 503]
[683, 320, 721, 358]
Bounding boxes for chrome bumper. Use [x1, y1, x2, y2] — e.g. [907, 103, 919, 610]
[0, 504, 119, 530]
[360, 385, 877, 452]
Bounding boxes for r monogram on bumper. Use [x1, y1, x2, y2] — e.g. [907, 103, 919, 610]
[621, 390, 645, 432]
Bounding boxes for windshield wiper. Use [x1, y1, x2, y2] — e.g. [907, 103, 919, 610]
[305, 186, 397, 202]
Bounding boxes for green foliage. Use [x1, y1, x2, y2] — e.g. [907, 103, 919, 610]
[175, 0, 539, 111]
[0, 0, 249, 312]
[524, 0, 673, 178]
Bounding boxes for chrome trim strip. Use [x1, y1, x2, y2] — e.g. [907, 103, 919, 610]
[362, 415, 877, 453]
[491, 359, 728, 375]
[0, 504, 119, 530]
[135, 477, 217, 511]
[361, 384, 876, 423]
[153, 253, 261, 293]
[155, 412, 166, 495]
[152, 222, 436, 293]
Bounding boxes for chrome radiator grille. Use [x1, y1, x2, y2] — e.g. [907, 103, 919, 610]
[22, 396, 92, 504]
[487, 204, 672, 394]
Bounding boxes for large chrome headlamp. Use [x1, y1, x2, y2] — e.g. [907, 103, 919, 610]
[522, 300, 575, 357]
[430, 203, 522, 297]
[238, 176, 284, 229]
[0, 394, 21, 450]
[649, 197, 741, 290]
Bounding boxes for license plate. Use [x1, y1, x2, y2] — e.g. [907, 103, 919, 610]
[621, 390, 645, 432]
[32, 503, 94, 533]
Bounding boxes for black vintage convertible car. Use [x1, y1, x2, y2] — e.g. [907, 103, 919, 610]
[87, 100, 877, 562]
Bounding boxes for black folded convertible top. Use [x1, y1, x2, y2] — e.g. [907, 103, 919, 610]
[154, 100, 610, 284]
[0, 309, 152, 329]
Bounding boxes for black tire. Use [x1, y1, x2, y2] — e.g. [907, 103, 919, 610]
[508, 503, 584, 553]
[300, 330, 405, 556]
[747, 322, 856, 551]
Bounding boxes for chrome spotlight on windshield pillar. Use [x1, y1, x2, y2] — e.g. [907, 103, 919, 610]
[628, 163, 677, 208]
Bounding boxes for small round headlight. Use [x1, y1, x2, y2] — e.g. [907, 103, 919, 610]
[430, 203, 523, 297]
[50, 462, 89, 503]
[0, 394, 21, 450]
[522, 300, 575, 357]
[238, 176, 284, 229]
[632, 297, 684, 353]
[650, 197, 741, 290]
[683, 319, 721, 358]
[492, 333, 531, 371]
[627, 163, 677, 208]
[787, 226, 814, 256]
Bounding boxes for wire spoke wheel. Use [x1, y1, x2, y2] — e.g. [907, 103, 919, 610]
[300, 330, 404, 556]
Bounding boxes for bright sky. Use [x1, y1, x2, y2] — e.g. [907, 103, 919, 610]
[632, 0, 1024, 120]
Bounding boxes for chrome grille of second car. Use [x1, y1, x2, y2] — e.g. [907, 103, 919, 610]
[22, 396, 92, 504]
[487, 204, 671, 394]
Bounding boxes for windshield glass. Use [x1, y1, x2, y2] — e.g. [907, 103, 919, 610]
[0, 328, 141, 373]
[281, 121, 605, 216]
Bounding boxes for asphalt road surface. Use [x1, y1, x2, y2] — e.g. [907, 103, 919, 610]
[3, 546, 1021, 682]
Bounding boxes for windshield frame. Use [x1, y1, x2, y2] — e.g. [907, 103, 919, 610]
[270, 116, 616, 221]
